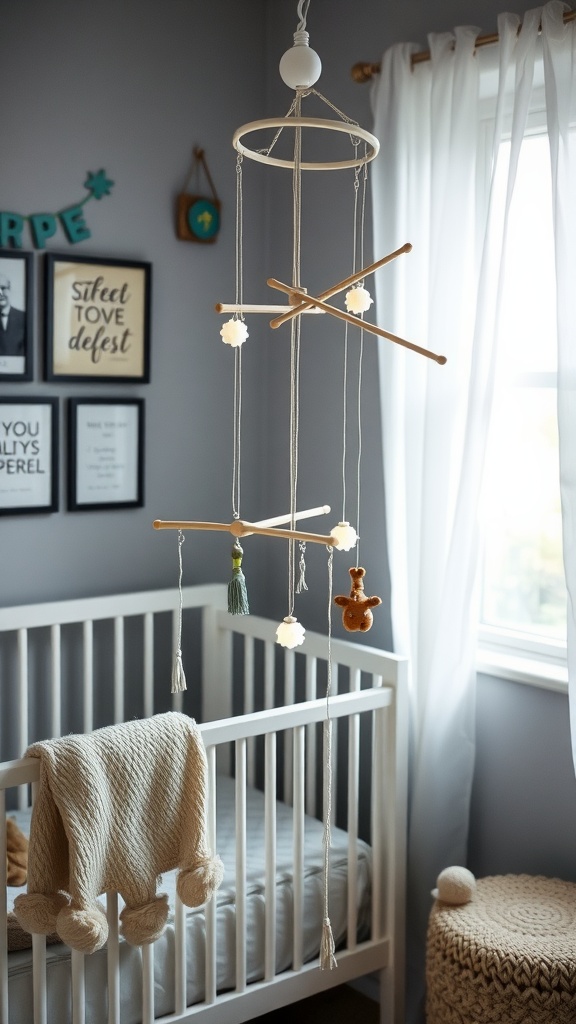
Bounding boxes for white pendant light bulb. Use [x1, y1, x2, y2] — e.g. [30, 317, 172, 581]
[279, 29, 322, 89]
[330, 522, 358, 552]
[276, 615, 306, 649]
[220, 318, 249, 347]
[345, 286, 373, 315]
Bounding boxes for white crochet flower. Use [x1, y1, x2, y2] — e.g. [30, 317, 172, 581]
[220, 318, 249, 347]
[345, 285, 373, 315]
[330, 521, 358, 551]
[276, 616, 306, 649]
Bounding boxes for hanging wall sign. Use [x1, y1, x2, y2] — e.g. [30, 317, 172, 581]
[176, 148, 221, 243]
[0, 170, 114, 251]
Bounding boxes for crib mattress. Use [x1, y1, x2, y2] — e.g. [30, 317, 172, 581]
[6, 776, 372, 1024]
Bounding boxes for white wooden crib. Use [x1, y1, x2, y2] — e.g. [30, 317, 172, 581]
[0, 583, 408, 1024]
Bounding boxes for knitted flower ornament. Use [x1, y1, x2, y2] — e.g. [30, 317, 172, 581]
[220, 317, 249, 347]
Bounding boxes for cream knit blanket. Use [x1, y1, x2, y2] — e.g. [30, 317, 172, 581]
[13, 712, 223, 953]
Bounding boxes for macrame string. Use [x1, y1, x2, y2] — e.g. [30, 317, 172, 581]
[288, 91, 303, 617]
[320, 545, 337, 970]
[355, 152, 368, 565]
[232, 154, 244, 521]
[171, 530, 187, 694]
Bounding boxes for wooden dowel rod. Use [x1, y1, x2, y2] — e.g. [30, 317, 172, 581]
[351, 8, 576, 82]
[252, 505, 330, 528]
[153, 518, 338, 546]
[215, 303, 324, 315]
[268, 280, 447, 364]
[268, 243, 412, 329]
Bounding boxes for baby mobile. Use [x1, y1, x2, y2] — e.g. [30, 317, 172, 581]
[154, 0, 446, 969]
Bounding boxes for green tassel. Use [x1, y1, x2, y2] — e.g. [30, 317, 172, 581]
[228, 541, 249, 615]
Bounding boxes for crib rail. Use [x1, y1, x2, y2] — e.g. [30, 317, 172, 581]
[0, 585, 408, 1024]
[0, 685, 403, 1024]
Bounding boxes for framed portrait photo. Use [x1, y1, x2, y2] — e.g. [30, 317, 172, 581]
[0, 250, 33, 381]
[45, 254, 151, 383]
[68, 398, 144, 511]
[0, 398, 58, 515]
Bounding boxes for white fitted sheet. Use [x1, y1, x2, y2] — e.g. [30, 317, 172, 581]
[6, 775, 372, 1023]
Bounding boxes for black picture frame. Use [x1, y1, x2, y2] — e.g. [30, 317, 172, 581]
[68, 397, 144, 511]
[0, 397, 58, 514]
[0, 250, 33, 381]
[45, 254, 151, 383]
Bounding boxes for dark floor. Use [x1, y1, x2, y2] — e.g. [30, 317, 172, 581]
[256, 984, 379, 1023]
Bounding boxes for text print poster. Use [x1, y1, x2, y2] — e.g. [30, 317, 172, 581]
[75, 403, 141, 507]
[0, 401, 56, 512]
[49, 258, 150, 380]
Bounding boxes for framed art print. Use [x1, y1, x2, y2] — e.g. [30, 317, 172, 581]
[45, 254, 151, 383]
[68, 398, 144, 511]
[0, 398, 58, 514]
[0, 250, 33, 381]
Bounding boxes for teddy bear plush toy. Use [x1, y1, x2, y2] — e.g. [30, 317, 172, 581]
[6, 817, 28, 887]
[334, 566, 382, 632]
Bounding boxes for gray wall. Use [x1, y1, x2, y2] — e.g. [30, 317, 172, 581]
[2, 0, 575, 898]
[0, 0, 269, 609]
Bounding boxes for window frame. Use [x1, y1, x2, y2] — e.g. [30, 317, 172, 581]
[475, 69, 568, 693]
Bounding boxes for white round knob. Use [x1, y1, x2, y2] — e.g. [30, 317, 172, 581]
[279, 31, 322, 89]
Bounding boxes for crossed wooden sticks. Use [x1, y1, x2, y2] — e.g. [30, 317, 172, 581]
[268, 242, 447, 365]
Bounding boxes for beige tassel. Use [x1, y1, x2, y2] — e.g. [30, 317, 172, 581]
[320, 917, 337, 970]
[171, 649, 187, 694]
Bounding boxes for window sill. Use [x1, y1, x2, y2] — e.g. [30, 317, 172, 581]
[477, 647, 568, 694]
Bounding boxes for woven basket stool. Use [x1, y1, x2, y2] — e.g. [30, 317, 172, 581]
[426, 872, 576, 1024]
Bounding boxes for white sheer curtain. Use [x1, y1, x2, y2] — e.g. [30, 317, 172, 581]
[370, 4, 576, 1022]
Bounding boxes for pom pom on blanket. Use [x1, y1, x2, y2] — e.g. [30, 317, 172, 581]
[120, 894, 169, 946]
[13, 891, 69, 935]
[177, 855, 225, 907]
[57, 901, 108, 954]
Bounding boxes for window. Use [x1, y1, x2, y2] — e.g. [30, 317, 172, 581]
[478, 125, 569, 690]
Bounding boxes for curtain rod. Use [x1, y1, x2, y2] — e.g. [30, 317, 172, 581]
[351, 7, 576, 82]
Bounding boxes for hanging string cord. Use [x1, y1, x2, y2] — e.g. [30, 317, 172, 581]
[171, 530, 187, 694]
[355, 152, 368, 563]
[232, 155, 244, 520]
[320, 545, 337, 969]
[288, 92, 303, 616]
[341, 163, 361, 522]
[297, 0, 311, 31]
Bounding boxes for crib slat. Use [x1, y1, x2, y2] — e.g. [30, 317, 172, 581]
[71, 949, 86, 1024]
[50, 624, 61, 739]
[244, 637, 255, 787]
[305, 656, 317, 817]
[106, 892, 120, 1024]
[283, 650, 295, 805]
[347, 712, 360, 950]
[32, 934, 47, 1024]
[141, 942, 154, 1024]
[82, 621, 94, 734]
[174, 894, 186, 1014]
[264, 640, 274, 709]
[235, 739, 247, 993]
[292, 725, 305, 971]
[205, 746, 217, 1004]
[113, 618, 124, 724]
[264, 732, 277, 981]
[371, 706, 386, 940]
[143, 612, 154, 718]
[17, 629, 28, 809]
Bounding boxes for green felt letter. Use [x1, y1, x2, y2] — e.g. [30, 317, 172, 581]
[0, 212, 24, 249]
[30, 213, 57, 249]
[60, 205, 91, 244]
